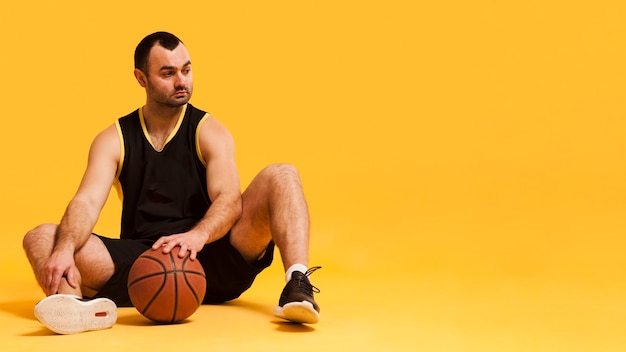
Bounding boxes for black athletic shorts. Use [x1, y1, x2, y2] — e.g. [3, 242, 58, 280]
[91, 233, 274, 307]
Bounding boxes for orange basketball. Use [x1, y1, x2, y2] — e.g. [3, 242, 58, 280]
[127, 247, 206, 323]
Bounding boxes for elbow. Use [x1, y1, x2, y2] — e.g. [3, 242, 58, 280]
[219, 191, 242, 223]
[233, 194, 243, 221]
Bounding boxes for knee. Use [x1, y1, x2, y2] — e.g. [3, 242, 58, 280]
[23, 223, 57, 251]
[261, 163, 301, 183]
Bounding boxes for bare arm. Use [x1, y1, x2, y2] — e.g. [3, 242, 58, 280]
[41, 125, 120, 294]
[153, 115, 242, 259]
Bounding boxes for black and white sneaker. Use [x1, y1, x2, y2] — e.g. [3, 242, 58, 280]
[273, 266, 321, 324]
[34, 294, 117, 334]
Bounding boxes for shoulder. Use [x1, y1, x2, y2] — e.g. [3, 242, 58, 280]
[200, 114, 234, 143]
[197, 114, 235, 160]
[94, 124, 120, 144]
[89, 124, 121, 162]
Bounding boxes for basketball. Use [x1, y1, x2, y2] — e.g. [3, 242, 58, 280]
[127, 247, 206, 323]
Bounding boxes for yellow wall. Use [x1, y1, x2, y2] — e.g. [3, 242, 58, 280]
[1, 1, 625, 289]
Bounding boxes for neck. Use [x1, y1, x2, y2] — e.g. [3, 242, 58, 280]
[142, 103, 185, 133]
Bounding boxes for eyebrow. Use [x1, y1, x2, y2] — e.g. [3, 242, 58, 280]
[159, 60, 192, 71]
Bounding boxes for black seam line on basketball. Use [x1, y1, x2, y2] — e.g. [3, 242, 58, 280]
[128, 272, 169, 287]
[130, 270, 199, 279]
[134, 256, 168, 315]
[128, 270, 202, 287]
[142, 268, 168, 316]
[170, 251, 178, 323]
[182, 256, 201, 304]
[183, 272, 201, 304]
[127, 256, 168, 287]
[184, 270, 206, 278]
[182, 271, 205, 277]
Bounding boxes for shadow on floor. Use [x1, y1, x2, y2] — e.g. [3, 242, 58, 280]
[0, 298, 317, 335]
[0, 299, 38, 320]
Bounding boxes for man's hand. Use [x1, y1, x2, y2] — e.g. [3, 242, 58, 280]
[40, 249, 79, 296]
[152, 231, 208, 260]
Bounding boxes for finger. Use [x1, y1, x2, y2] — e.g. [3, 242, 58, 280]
[49, 273, 61, 296]
[189, 248, 197, 261]
[42, 274, 53, 295]
[40, 270, 49, 289]
[152, 237, 166, 250]
[65, 269, 77, 289]
[42, 266, 59, 295]
[162, 240, 179, 254]
[178, 245, 189, 258]
[181, 246, 193, 258]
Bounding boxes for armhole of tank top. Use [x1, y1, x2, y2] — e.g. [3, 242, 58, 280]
[113, 120, 125, 201]
[195, 113, 211, 167]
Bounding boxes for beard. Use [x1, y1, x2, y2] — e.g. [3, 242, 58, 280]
[146, 81, 193, 108]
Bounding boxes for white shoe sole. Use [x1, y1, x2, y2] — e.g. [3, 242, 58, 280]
[273, 301, 319, 324]
[34, 294, 117, 334]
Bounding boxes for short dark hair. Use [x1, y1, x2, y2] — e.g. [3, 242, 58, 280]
[134, 31, 183, 72]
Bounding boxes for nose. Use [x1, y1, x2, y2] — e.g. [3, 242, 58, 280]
[175, 71, 189, 88]
[176, 72, 187, 86]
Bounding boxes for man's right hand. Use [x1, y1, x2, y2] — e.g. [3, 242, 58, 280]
[40, 249, 79, 296]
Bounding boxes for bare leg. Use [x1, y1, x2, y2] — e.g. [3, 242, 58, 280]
[22, 224, 115, 298]
[23, 224, 118, 334]
[229, 163, 320, 324]
[230, 163, 310, 269]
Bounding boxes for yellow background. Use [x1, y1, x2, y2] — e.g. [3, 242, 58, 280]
[1, 0, 625, 351]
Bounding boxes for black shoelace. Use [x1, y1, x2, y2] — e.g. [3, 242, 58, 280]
[296, 266, 322, 295]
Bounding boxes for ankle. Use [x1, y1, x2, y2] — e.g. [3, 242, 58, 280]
[285, 264, 308, 282]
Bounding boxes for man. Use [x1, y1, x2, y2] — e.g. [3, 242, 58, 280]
[22, 32, 321, 334]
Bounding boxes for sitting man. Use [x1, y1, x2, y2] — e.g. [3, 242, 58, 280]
[22, 31, 321, 334]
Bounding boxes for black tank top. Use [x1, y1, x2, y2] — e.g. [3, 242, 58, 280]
[115, 104, 211, 240]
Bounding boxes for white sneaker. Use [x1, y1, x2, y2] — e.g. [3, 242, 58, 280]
[34, 294, 117, 334]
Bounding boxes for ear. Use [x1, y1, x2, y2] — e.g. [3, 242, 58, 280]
[134, 69, 147, 87]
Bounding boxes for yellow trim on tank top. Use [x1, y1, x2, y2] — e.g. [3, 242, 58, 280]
[114, 120, 125, 201]
[195, 113, 210, 167]
[139, 104, 188, 152]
